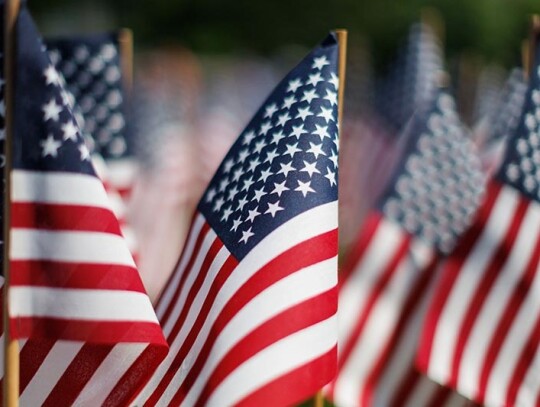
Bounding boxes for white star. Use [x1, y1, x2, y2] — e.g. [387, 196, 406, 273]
[40, 134, 61, 157]
[223, 158, 235, 173]
[0, 100, 4, 116]
[259, 121, 272, 135]
[231, 217, 242, 232]
[252, 187, 266, 202]
[253, 139, 266, 154]
[283, 142, 302, 158]
[264, 103, 278, 119]
[239, 227, 255, 244]
[282, 95, 297, 110]
[329, 72, 339, 89]
[227, 185, 239, 201]
[290, 124, 307, 139]
[312, 55, 330, 70]
[329, 150, 338, 167]
[324, 89, 338, 106]
[307, 142, 325, 158]
[295, 106, 313, 121]
[278, 161, 296, 177]
[271, 130, 286, 145]
[219, 178, 228, 192]
[271, 180, 289, 196]
[243, 130, 256, 145]
[287, 78, 302, 93]
[277, 112, 291, 127]
[265, 200, 284, 217]
[61, 120, 78, 141]
[237, 196, 249, 211]
[232, 167, 243, 182]
[295, 180, 315, 197]
[206, 188, 217, 203]
[259, 167, 273, 183]
[318, 106, 334, 123]
[300, 160, 321, 177]
[238, 148, 250, 163]
[264, 148, 279, 164]
[242, 176, 255, 192]
[301, 89, 318, 103]
[79, 144, 90, 161]
[324, 167, 336, 186]
[248, 157, 261, 173]
[312, 124, 330, 140]
[246, 208, 261, 223]
[44, 65, 60, 86]
[42, 98, 62, 122]
[213, 196, 225, 212]
[221, 206, 233, 222]
[306, 72, 323, 87]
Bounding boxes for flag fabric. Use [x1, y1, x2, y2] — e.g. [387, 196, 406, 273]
[326, 89, 485, 407]
[418, 42, 540, 407]
[134, 33, 340, 406]
[2, 5, 168, 405]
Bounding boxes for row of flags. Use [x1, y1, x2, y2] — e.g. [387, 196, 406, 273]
[2, 1, 540, 406]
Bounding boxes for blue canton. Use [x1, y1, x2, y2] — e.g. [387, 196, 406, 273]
[199, 34, 339, 260]
[378, 90, 485, 253]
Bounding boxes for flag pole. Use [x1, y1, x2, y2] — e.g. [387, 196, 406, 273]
[527, 15, 540, 80]
[118, 28, 134, 95]
[313, 28, 347, 407]
[3, 0, 20, 406]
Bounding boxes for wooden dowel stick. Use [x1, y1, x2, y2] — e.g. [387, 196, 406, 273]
[527, 15, 540, 80]
[118, 28, 134, 96]
[3, 0, 21, 406]
[335, 29, 348, 130]
[314, 390, 324, 407]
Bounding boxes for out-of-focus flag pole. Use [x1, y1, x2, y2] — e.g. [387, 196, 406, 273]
[3, 0, 20, 406]
[526, 15, 540, 79]
[119, 28, 133, 95]
[314, 28, 347, 407]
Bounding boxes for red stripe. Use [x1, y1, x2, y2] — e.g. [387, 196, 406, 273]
[339, 212, 382, 285]
[10, 261, 145, 292]
[13, 318, 166, 344]
[362, 256, 438, 406]
[158, 222, 211, 326]
[188, 289, 337, 406]
[146, 229, 337, 406]
[234, 347, 337, 407]
[425, 385, 455, 407]
[479, 208, 540, 404]
[41, 344, 112, 407]
[389, 365, 421, 407]
[327, 228, 410, 400]
[19, 339, 56, 392]
[449, 196, 529, 389]
[11, 202, 122, 235]
[417, 181, 501, 374]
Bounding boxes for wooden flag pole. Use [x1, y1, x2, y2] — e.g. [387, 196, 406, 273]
[420, 7, 445, 48]
[313, 28, 347, 407]
[3, 0, 20, 406]
[522, 40, 530, 80]
[118, 28, 134, 96]
[527, 15, 540, 80]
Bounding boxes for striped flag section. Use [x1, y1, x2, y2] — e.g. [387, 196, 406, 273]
[134, 33, 341, 406]
[0, 5, 168, 406]
[326, 89, 485, 407]
[417, 39, 540, 407]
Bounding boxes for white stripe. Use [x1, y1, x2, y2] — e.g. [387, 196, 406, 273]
[333, 239, 432, 407]
[20, 341, 83, 406]
[178, 256, 338, 406]
[107, 191, 126, 219]
[75, 343, 148, 406]
[156, 215, 205, 316]
[515, 342, 540, 407]
[428, 187, 518, 384]
[137, 202, 337, 403]
[106, 159, 136, 189]
[11, 229, 135, 266]
[10, 287, 159, 323]
[458, 202, 540, 397]
[205, 315, 337, 407]
[485, 236, 540, 407]
[12, 170, 110, 208]
[338, 218, 404, 345]
[403, 378, 439, 407]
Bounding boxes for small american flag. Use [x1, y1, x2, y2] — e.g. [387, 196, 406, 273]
[134, 33, 340, 406]
[326, 89, 485, 407]
[1, 5, 167, 405]
[418, 41, 540, 407]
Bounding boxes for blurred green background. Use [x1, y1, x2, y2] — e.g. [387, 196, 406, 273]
[32, 0, 540, 68]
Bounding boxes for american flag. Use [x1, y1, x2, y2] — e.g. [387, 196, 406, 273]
[326, 90, 485, 407]
[418, 42, 540, 407]
[1, 5, 168, 405]
[133, 33, 340, 406]
[46, 31, 135, 201]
